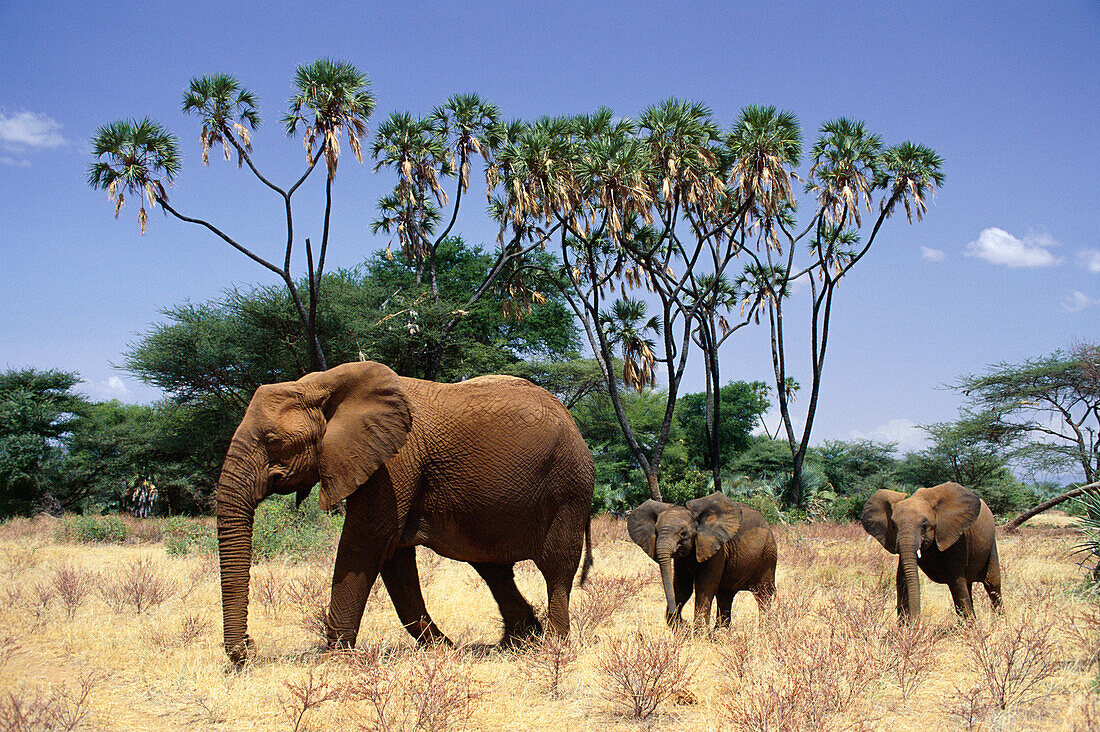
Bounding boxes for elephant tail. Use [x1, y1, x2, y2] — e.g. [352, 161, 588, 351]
[578, 516, 594, 586]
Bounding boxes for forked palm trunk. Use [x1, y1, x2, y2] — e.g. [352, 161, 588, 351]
[216, 447, 262, 665]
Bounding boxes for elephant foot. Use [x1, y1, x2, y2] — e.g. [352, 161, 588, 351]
[408, 619, 453, 647]
[499, 616, 543, 649]
[225, 634, 255, 669]
[325, 622, 358, 651]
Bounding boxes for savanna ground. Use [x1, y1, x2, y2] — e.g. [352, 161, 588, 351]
[2, 512, 1099, 731]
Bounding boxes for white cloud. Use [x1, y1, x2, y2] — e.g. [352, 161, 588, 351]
[920, 246, 946, 262]
[86, 376, 133, 400]
[1062, 290, 1099, 313]
[964, 227, 1062, 268]
[850, 419, 928, 454]
[0, 156, 30, 167]
[0, 110, 67, 151]
[1080, 250, 1100, 274]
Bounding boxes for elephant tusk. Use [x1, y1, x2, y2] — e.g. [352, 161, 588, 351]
[916, 548, 922, 560]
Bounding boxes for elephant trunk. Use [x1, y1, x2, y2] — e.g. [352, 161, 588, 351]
[898, 533, 922, 619]
[216, 444, 265, 666]
[656, 539, 678, 623]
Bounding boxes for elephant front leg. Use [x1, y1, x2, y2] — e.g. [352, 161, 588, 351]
[948, 577, 975, 618]
[692, 560, 724, 633]
[381, 547, 452, 645]
[326, 490, 396, 649]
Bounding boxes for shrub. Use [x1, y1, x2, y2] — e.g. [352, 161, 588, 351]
[596, 631, 695, 720]
[571, 572, 650, 640]
[280, 665, 339, 732]
[973, 480, 1041, 516]
[252, 493, 342, 561]
[517, 634, 580, 698]
[960, 614, 1061, 712]
[52, 563, 93, 619]
[161, 516, 215, 556]
[57, 514, 131, 544]
[661, 468, 714, 505]
[99, 557, 176, 614]
[336, 643, 484, 731]
[0, 672, 99, 732]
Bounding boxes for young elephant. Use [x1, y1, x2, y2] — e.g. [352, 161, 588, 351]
[862, 482, 1002, 620]
[627, 492, 777, 630]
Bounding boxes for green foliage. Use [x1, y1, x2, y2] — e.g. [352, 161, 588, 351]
[816, 439, 897, 494]
[160, 515, 215, 556]
[677, 382, 770, 471]
[952, 343, 1100, 484]
[57, 514, 132, 544]
[574, 387, 689, 511]
[970, 481, 1041, 517]
[121, 237, 581, 513]
[0, 369, 88, 516]
[251, 492, 342, 562]
[661, 468, 715, 505]
[723, 478, 786, 525]
[728, 436, 795, 480]
[895, 420, 1016, 493]
[1070, 490, 1100, 588]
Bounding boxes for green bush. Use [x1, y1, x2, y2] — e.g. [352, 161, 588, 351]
[661, 468, 714, 505]
[159, 515, 215, 556]
[57, 514, 132, 543]
[739, 492, 785, 525]
[972, 480, 1040, 516]
[251, 492, 342, 562]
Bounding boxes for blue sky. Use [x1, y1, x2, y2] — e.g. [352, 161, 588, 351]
[1, 1, 1097, 463]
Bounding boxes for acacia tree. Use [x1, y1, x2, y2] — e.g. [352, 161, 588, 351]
[738, 115, 944, 506]
[88, 60, 375, 372]
[956, 343, 1100, 484]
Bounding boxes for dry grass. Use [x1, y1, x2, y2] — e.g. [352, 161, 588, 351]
[0, 517, 1097, 730]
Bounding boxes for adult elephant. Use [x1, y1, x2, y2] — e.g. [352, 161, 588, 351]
[626, 492, 776, 630]
[216, 361, 595, 665]
[861, 482, 1002, 620]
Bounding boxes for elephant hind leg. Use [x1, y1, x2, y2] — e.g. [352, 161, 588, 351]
[751, 564, 776, 611]
[381, 547, 451, 646]
[539, 566, 573, 638]
[983, 544, 1003, 612]
[471, 562, 541, 646]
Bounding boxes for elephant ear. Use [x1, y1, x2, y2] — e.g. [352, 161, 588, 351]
[307, 361, 413, 511]
[687, 492, 743, 563]
[916, 482, 982, 551]
[626, 500, 672, 559]
[861, 489, 908, 553]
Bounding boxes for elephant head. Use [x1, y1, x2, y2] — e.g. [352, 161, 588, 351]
[216, 361, 412, 664]
[627, 492, 742, 623]
[861, 482, 982, 617]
